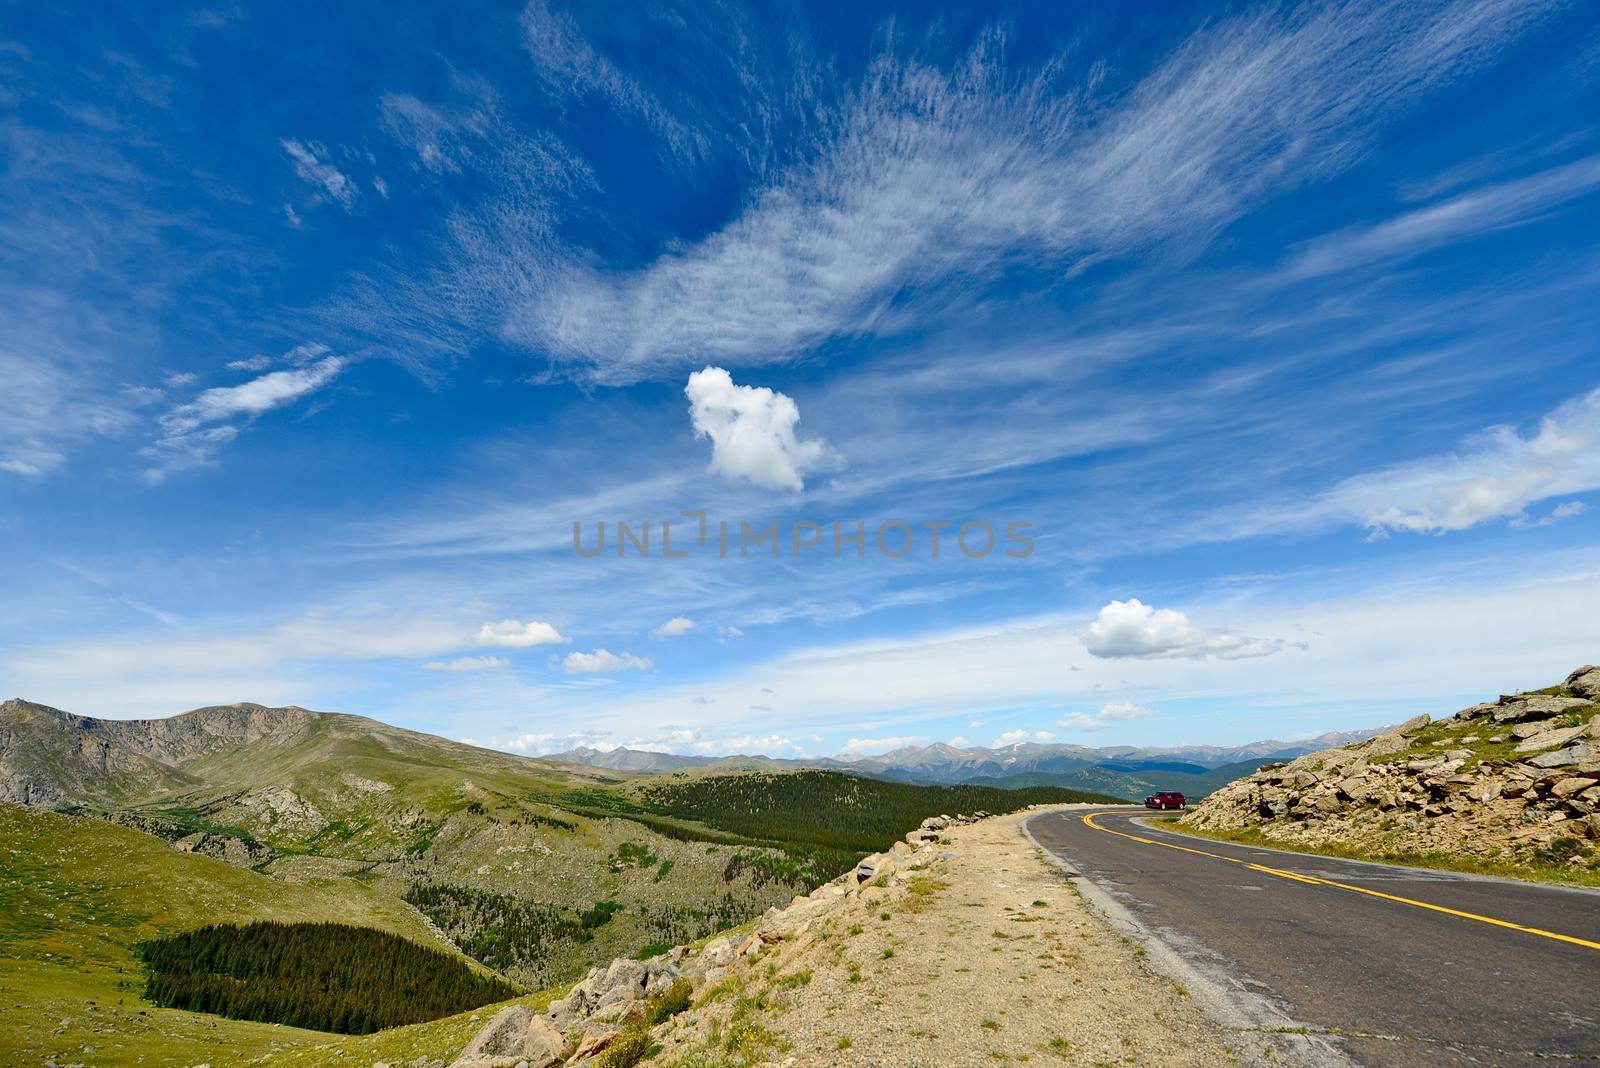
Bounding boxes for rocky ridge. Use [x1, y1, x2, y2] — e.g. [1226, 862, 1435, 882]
[450, 811, 992, 1067]
[1185, 665, 1600, 869]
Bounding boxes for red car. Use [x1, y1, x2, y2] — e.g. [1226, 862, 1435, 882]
[1144, 791, 1187, 810]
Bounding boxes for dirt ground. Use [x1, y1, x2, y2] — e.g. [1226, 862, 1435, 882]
[653, 805, 1242, 1067]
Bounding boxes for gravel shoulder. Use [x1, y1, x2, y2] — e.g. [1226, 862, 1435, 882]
[649, 804, 1239, 1066]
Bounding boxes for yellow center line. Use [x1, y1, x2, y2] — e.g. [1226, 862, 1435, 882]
[1080, 810, 1600, 952]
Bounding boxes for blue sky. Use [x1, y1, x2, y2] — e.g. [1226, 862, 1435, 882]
[3, 0, 1600, 758]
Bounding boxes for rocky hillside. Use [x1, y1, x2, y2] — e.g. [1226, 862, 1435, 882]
[446, 806, 1233, 1068]
[0, 698, 602, 809]
[1185, 665, 1600, 876]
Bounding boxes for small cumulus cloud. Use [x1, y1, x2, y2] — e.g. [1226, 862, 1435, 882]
[993, 729, 1055, 747]
[563, 649, 652, 674]
[1083, 599, 1286, 660]
[1057, 701, 1152, 732]
[840, 736, 923, 756]
[685, 367, 830, 491]
[474, 619, 570, 647]
[651, 616, 696, 638]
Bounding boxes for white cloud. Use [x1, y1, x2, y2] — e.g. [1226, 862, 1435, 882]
[1083, 598, 1286, 660]
[473, 619, 570, 647]
[841, 735, 924, 756]
[423, 656, 509, 672]
[1058, 702, 1153, 732]
[518, 0, 702, 164]
[1319, 387, 1600, 536]
[718, 626, 745, 640]
[512, 1, 1554, 380]
[685, 367, 830, 491]
[281, 139, 358, 210]
[563, 649, 652, 674]
[1287, 155, 1600, 279]
[992, 729, 1056, 746]
[651, 616, 696, 638]
[1511, 501, 1588, 528]
[143, 353, 345, 479]
[948, 735, 970, 746]
[225, 355, 273, 373]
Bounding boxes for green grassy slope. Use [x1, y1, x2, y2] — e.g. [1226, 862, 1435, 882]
[0, 803, 478, 1067]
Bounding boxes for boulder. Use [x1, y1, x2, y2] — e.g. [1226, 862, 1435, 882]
[1312, 792, 1344, 814]
[701, 937, 736, 967]
[1564, 665, 1600, 700]
[1395, 713, 1432, 736]
[1550, 777, 1599, 799]
[1492, 695, 1591, 724]
[451, 1006, 563, 1068]
[855, 853, 897, 883]
[1513, 724, 1589, 753]
[1528, 743, 1600, 769]
[568, 1030, 622, 1062]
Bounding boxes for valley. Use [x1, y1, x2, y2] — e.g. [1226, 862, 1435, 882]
[0, 697, 1117, 1064]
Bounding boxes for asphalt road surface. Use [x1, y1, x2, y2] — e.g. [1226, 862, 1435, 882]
[1026, 807, 1600, 1067]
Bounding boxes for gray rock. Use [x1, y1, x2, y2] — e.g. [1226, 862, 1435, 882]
[701, 937, 736, 967]
[1513, 724, 1589, 753]
[1564, 665, 1600, 700]
[1527, 743, 1600, 769]
[1391, 713, 1431, 737]
[1492, 695, 1591, 724]
[451, 1004, 544, 1061]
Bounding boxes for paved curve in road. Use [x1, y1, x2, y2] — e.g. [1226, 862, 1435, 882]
[1026, 807, 1600, 1067]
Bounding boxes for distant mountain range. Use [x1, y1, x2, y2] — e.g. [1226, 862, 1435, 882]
[553, 728, 1387, 801]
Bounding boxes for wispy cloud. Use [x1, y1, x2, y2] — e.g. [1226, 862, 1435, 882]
[1251, 385, 1600, 536]
[511, 0, 1559, 381]
[519, 0, 706, 164]
[143, 353, 345, 480]
[281, 139, 358, 211]
[1287, 154, 1600, 278]
[423, 655, 509, 672]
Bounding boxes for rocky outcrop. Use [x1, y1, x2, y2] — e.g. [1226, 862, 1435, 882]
[1185, 666, 1600, 869]
[450, 810, 997, 1066]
